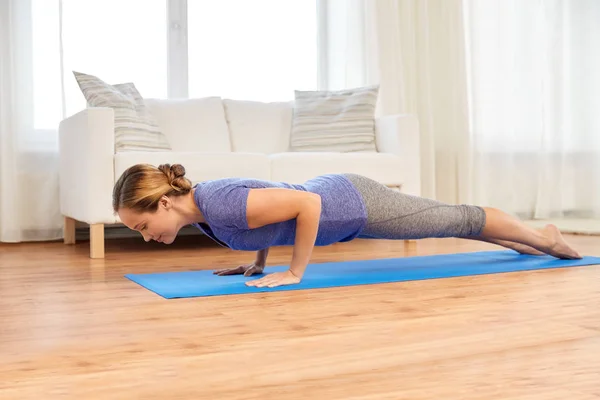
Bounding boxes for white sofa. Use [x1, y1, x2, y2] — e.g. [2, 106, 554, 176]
[58, 97, 421, 258]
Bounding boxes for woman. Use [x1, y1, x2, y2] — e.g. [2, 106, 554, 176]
[113, 163, 581, 288]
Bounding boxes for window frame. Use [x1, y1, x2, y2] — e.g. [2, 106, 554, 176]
[167, 0, 189, 98]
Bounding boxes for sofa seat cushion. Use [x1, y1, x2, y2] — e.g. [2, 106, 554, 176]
[114, 152, 271, 184]
[269, 152, 404, 186]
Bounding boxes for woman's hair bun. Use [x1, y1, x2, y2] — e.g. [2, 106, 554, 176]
[158, 163, 192, 193]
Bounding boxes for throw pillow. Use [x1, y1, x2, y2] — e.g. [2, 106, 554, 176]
[73, 71, 171, 152]
[290, 85, 379, 153]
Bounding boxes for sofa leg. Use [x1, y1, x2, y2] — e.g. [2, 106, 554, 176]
[64, 216, 76, 244]
[90, 223, 105, 259]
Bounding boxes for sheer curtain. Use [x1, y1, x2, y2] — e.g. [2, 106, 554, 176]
[322, 0, 470, 202]
[1, 0, 63, 242]
[0, 0, 170, 242]
[324, 0, 600, 223]
[464, 0, 600, 219]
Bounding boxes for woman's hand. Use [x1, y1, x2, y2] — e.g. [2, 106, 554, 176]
[213, 262, 264, 277]
[245, 270, 301, 288]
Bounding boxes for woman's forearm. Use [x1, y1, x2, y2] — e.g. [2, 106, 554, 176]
[289, 193, 321, 279]
[255, 248, 269, 267]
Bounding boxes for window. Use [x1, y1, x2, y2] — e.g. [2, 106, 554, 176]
[61, 0, 169, 115]
[30, 0, 319, 135]
[187, 0, 318, 101]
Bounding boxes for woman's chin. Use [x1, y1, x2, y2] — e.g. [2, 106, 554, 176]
[161, 235, 175, 245]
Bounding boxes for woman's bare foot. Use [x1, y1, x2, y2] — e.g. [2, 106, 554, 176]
[462, 235, 546, 255]
[541, 224, 582, 259]
[505, 242, 546, 256]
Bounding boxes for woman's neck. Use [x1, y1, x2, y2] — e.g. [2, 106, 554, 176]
[176, 189, 205, 225]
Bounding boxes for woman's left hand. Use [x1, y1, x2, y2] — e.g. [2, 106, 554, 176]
[245, 270, 301, 288]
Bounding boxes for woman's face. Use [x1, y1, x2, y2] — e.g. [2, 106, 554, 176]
[118, 197, 181, 244]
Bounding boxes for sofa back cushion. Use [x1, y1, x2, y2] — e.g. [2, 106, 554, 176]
[72, 71, 172, 152]
[223, 99, 293, 154]
[144, 97, 231, 152]
[290, 85, 379, 152]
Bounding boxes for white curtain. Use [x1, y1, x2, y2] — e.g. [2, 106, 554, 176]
[0, 0, 63, 242]
[321, 0, 470, 202]
[0, 0, 172, 243]
[465, 0, 600, 219]
[325, 0, 600, 224]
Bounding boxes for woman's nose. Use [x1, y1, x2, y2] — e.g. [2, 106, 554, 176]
[142, 232, 151, 242]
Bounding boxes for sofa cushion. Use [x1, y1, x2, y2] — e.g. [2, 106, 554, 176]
[114, 152, 271, 184]
[72, 71, 171, 152]
[144, 97, 231, 152]
[269, 152, 404, 186]
[290, 85, 379, 153]
[223, 99, 293, 154]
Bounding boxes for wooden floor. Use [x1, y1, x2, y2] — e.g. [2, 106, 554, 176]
[1, 233, 600, 399]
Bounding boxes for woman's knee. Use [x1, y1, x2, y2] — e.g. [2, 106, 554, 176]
[456, 205, 487, 236]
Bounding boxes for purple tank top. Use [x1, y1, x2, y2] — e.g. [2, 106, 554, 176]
[192, 174, 367, 251]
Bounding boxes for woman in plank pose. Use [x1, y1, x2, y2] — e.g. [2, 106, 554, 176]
[113, 163, 581, 288]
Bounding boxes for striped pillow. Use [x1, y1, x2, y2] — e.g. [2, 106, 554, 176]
[73, 71, 171, 152]
[290, 85, 379, 153]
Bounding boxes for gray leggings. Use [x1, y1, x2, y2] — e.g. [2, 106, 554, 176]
[343, 174, 487, 240]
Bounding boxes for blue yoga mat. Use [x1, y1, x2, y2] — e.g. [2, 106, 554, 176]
[124, 250, 600, 299]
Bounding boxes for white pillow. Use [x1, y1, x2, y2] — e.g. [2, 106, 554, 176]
[73, 71, 171, 152]
[290, 85, 379, 153]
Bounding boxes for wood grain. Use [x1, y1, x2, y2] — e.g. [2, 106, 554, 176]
[1, 233, 600, 399]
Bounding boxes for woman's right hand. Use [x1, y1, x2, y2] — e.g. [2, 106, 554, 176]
[213, 262, 265, 277]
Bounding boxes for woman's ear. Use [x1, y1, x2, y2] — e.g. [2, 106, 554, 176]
[159, 195, 173, 210]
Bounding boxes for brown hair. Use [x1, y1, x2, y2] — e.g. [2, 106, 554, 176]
[112, 163, 192, 213]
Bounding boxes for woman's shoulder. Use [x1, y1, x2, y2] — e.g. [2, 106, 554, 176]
[193, 178, 254, 230]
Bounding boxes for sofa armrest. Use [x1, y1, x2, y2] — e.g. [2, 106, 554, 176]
[375, 114, 421, 196]
[58, 108, 116, 224]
